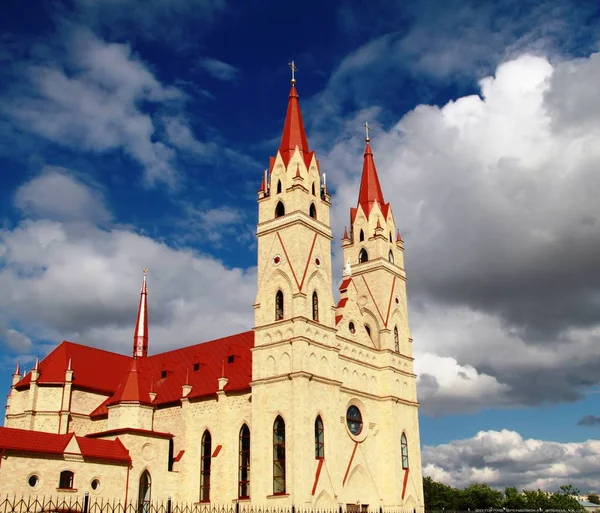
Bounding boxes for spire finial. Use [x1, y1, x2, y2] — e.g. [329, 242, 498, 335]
[14, 360, 20, 375]
[67, 356, 72, 371]
[33, 355, 39, 370]
[288, 60, 297, 85]
[363, 121, 371, 143]
[133, 268, 149, 359]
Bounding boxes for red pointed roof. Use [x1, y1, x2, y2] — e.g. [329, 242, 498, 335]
[277, 84, 315, 169]
[355, 142, 389, 221]
[133, 271, 149, 358]
[106, 358, 152, 406]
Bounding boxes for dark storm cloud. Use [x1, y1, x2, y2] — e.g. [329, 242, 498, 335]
[578, 415, 600, 427]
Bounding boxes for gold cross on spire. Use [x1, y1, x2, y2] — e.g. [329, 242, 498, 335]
[288, 60, 297, 84]
[143, 268, 148, 276]
[363, 121, 371, 143]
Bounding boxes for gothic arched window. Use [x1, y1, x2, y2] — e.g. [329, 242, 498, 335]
[389, 231, 393, 242]
[200, 430, 212, 502]
[273, 416, 286, 494]
[277, 180, 282, 194]
[315, 415, 324, 459]
[388, 250, 394, 264]
[239, 424, 250, 499]
[365, 324, 371, 339]
[309, 203, 317, 219]
[275, 201, 285, 218]
[394, 326, 399, 352]
[359, 248, 368, 263]
[312, 182, 316, 196]
[401, 433, 409, 469]
[359, 229, 365, 242]
[275, 290, 284, 321]
[312, 291, 319, 322]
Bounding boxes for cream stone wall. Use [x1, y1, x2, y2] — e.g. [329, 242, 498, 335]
[0, 453, 128, 500]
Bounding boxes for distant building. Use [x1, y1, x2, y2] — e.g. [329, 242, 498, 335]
[1, 71, 424, 511]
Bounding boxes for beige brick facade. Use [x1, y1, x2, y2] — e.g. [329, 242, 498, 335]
[1, 84, 424, 512]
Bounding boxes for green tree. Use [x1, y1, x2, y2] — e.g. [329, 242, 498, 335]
[522, 489, 551, 509]
[457, 483, 503, 510]
[503, 486, 526, 510]
[423, 476, 460, 510]
[550, 484, 584, 511]
[588, 494, 600, 505]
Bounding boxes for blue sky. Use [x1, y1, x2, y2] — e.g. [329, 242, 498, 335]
[2, 0, 600, 493]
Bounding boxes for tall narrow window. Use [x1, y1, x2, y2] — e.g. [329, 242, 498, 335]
[275, 201, 285, 218]
[315, 415, 324, 459]
[312, 291, 319, 322]
[138, 471, 151, 513]
[59, 470, 74, 489]
[312, 183, 316, 196]
[273, 416, 286, 494]
[309, 203, 317, 219]
[200, 430, 212, 502]
[394, 327, 399, 352]
[275, 290, 284, 320]
[389, 231, 393, 242]
[168, 439, 174, 471]
[365, 324, 371, 339]
[239, 424, 250, 499]
[359, 229, 365, 242]
[277, 180, 282, 194]
[388, 250, 394, 263]
[401, 433, 409, 469]
[359, 248, 368, 263]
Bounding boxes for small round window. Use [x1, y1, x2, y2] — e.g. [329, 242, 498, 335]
[91, 478, 100, 490]
[28, 474, 39, 488]
[346, 405, 363, 435]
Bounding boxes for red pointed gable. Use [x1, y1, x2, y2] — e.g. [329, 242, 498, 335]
[356, 143, 389, 220]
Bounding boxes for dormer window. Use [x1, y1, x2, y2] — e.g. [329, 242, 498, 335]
[193, 363, 200, 372]
[161, 370, 167, 379]
[228, 355, 235, 364]
[309, 203, 317, 219]
[275, 201, 285, 218]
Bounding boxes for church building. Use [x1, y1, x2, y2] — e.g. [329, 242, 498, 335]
[1, 68, 424, 512]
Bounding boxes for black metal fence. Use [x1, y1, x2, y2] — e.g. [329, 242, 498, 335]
[0, 498, 585, 513]
[0, 496, 421, 513]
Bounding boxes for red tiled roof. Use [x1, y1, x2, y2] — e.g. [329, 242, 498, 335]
[0, 427, 130, 463]
[16, 341, 131, 394]
[75, 436, 130, 463]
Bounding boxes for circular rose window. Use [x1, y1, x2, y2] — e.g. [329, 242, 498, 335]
[346, 405, 363, 435]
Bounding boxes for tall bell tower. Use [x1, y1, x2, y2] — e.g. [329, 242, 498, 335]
[250, 64, 339, 503]
[340, 123, 412, 356]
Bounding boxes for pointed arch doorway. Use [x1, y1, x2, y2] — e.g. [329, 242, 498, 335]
[138, 470, 151, 513]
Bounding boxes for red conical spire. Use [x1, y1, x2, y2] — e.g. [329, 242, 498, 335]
[357, 139, 386, 219]
[107, 358, 152, 406]
[278, 61, 311, 167]
[133, 269, 149, 358]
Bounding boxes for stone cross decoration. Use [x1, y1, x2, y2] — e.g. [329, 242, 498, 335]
[363, 121, 371, 143]
[289, 60, 297, 84]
